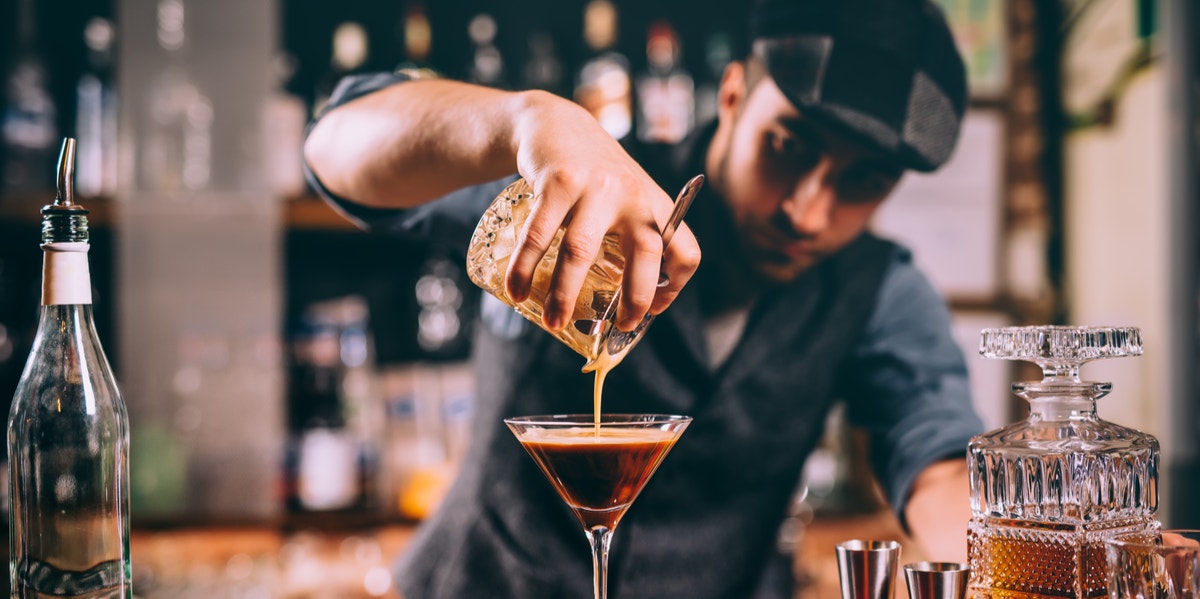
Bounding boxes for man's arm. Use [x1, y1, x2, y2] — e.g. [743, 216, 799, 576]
[303, 78, 701, 332]
[903, 458, 972, 562]
[835, 249, 983, 559]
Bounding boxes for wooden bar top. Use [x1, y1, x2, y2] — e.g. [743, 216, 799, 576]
[127, 505, 934, 598]
[130, 525, 415, 598]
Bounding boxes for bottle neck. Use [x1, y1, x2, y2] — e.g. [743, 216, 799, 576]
[35, 303, 96, 333]
[41, 242, 93, 306]
[1016, 379, 1110, 421]
[1027, 397, 1098, 421]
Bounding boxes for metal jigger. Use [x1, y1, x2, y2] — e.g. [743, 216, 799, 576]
[904, 562, 969, 599]
[836, 540, 901, 599]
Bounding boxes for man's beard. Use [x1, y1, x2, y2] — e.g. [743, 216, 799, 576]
[714, 146, 821, 284]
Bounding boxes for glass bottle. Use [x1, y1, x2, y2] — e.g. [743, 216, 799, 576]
[314, 21, 369, 116]
[635, 20, 694, 145]
[694, 31, 732, 126]
[285, 296, 381, 517]
[142, 0, 213, 193]
[266, 52, 309, 199]
[574, 0, 632, 141]
[75, 17, 118, 199]
[1, 0, 58, 193]
[8, 138, 131, 598]
[967, 326, 1158, 599]
[402, 3, 433, 65]
[522, 31, 565, 96]
[466, 14, 506, 88]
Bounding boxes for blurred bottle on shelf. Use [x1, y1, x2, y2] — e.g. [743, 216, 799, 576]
[467, 14, 506, 87]
[380, 252, 476, 520]
[0, 257, 16, 520]
[414, 253, 472, 360]
[0, 255, 24, 397]
[695, 31, 733, 126]
[2, 0, 58, 194]
[635, 20, 694, 144]
[266, 52, 309, 199]
[285, 296, 383, 517]
[75, 17, 118, 199]
[314, 22, 369, 117]
[403, 4, 433, 65]
[522, 31, 565, 95]
[381, 360, 474, 521]
[574, 0, 633, 141]
[799, 402, 883, 516]
[141, 0, 214, 193]
[438, 361, 474, 466]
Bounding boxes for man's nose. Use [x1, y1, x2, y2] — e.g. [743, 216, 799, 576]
[780, 158, 837, 236]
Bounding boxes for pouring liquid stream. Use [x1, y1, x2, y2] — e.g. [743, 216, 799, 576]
[579, 174, 704, 438]
[582, 342, 616, 437]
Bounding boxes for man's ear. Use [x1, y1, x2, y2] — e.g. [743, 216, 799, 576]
[717, 61, 748, 124]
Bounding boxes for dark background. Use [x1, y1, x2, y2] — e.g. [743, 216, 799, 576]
[0, 0, 753, 144]
[0, 0, 755, 453]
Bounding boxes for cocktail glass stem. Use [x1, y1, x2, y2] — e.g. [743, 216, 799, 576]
[586, 525, 614, 599]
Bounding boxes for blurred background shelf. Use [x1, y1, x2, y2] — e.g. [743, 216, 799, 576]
[0, 194, 357, 231]
[0, 5, 1197, 599]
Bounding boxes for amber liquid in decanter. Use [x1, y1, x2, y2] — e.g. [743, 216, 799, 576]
[967, 326, 1159, 599]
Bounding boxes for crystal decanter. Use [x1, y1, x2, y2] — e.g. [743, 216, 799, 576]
[967, 326, 1159, 599]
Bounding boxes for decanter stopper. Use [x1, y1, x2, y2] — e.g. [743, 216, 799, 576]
[980, 325, 1142, 380]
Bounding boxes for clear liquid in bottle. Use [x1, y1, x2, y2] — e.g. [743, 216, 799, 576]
[8, 138, 132, 598]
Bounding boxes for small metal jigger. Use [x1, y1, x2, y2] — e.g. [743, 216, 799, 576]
[836, 540, 901, 599]
[903, 562, 969, 599]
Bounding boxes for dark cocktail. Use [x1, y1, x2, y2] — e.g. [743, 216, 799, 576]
[505, 414, 690, 599]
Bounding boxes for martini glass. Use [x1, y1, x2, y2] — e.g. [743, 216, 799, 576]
[504, 414, 691, 599]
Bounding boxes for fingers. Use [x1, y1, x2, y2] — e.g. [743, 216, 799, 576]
[505, 187, 573, 304]
[543, 207, 608, 331]
[504, 171, 700, 333]
[649, 223, 701, 315]
[616, 228, 665, 330]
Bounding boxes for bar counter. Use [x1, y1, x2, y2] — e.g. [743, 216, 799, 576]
[794, 508, 927, 599]
[130, 524, 415, 598]
[123, 505, 925, 598]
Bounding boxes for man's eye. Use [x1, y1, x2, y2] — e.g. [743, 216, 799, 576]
[768, 130, 818, 171]
[769, 130, 797, 156]
[839, 171, 896, 202]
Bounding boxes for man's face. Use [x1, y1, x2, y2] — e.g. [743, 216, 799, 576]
[708, 63, 904, 282]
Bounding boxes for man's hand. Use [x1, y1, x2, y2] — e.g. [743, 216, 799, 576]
[505, 91, 701, 332]
[904, 458, 972, 562]
[306, 81, 701, 332]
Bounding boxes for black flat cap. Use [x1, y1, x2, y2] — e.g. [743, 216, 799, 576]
[750, 0, 967, 172]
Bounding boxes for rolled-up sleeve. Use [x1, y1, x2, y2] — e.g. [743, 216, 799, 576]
[302, 69, 516, 254]
[836, 250, 985, 520]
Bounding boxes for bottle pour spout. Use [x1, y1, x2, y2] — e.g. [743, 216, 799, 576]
[41, 137, 90, 244]
[44, 137, 88, 215]
[55, 137, 77, 208]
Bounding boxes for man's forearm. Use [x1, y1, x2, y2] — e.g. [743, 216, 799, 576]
[904, 458, 972, 562]
[303, 79, 559, 209]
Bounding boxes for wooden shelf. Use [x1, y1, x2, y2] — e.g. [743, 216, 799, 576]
[0, 193, 359, 232]
[0, 192, 115, 228]
[285, 195, 359, 231]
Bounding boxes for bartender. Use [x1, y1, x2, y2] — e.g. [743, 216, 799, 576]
[303, 0, 985, 597]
